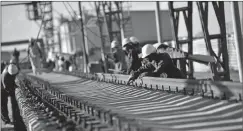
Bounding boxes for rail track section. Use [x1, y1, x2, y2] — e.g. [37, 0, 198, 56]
[20, 71, 242, 131]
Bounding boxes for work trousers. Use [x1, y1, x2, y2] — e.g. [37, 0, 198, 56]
[1, 88, 27, 131]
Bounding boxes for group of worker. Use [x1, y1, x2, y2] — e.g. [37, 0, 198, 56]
[109, 36, 184, 84]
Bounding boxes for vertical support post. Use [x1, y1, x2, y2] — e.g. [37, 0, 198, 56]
[197, 2, 220, 80]
[118, 2, 125, 41]
[231, 1, 243, 83]
[95, 2, 108, 73]
[168, 2, 187, 77]
[186, 2, 194, 79]
[79, 1, 89, 73]
[155, 1, 163, 43]
[212, 2, 230, 80]
[57, 30, 62, 53]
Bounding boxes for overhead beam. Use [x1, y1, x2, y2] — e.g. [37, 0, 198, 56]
[1, 2, 32, 6]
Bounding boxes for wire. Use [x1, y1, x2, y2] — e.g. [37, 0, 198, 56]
[63, 2, 99, 48]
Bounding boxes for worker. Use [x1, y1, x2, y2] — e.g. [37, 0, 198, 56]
[12, 48, 20, 69]
[127, 44, 183, 84]
[1, 63, 19, 125]
[27, 38, 43, 75]
[153, 42, 169, 53]
[110, 40, 127, 74]
[58, 56, 66, 72]
[1, 63, 27, 131]
[129, 36, 141, 53]
[122, 38, 142, 75]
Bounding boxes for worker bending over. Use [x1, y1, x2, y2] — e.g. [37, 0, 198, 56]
[127, 44, 183, 84]
[122, 38, 142, 75]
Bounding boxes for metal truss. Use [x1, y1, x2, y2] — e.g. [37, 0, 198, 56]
[197, 1, 230, 81]
[26, 2, 54, 51]
[168, 2, 194, 79]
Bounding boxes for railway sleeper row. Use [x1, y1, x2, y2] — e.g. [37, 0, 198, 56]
[21, 74, 161, 131]
[21, 72, 242, 131]
[17, 74, 118, 131]
[58, 71, 242, 102]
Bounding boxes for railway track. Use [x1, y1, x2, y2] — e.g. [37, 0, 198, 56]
[17, 70, 243, 131]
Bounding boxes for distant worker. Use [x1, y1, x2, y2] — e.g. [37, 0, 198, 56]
[12, 48, 20, 69]
[127, 44, 183, 84]
[110, 40, 127, 74]
[129, 36, 141, 53]
[122, 38, 141, 75]
[27, 38, 43, 75]
[58, 56, 66, 72]
[153, 42, 169, 53]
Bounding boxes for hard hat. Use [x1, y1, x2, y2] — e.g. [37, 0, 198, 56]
[153, 43, 163, 49]
[122, 38, 131, 47]
[141, 44, 156, 58]
[8, 64, 18, 75]
[163, 42, 169, 45]
[129, 36, 139, 44]
[111, 41, 118, 49]
[9, 58, 16, 64]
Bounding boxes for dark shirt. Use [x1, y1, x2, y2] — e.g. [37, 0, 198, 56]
[65, 60, 71, 70]
[12, 50, 20, 59]
[1, 65, 19, 92]
[132, 53, 183, 79]
[125, 49, 141, 75]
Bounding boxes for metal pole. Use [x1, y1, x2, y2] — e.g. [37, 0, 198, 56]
[155, 1, 163, 43]
[95, 2, 108, 73]
[119, 2, 125, 41]
[231, 2, 243, 83]
[79, 1, 89, 73]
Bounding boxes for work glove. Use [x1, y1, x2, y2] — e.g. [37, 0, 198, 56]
[127, 75, 135, 85]
[160, 73, 168, 78]
[127, 71, 139, 85]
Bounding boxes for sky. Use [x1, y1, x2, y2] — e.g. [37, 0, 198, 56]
[1, 1, 238, 42]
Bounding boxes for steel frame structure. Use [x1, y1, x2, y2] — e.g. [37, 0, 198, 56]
[169, 1, 230, 81]
[168, 2, 194, 79]
[26, 2, 54, 51]
[197, 1, 230, 81]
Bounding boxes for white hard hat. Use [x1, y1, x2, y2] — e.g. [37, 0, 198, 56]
[141, 44, 156, 58]
[122, 38, 131, 47]
[153, 43, 162, 49]
[111, 41, 118, 49]
[129, 36, 139, 44]
[8, 64, 18, 75]
[163, 42, 169, 45]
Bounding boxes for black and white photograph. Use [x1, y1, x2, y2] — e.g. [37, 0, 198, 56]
[1, 1, 243, 131]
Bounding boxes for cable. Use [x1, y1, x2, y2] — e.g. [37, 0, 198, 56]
[62, 2, 99, 48]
